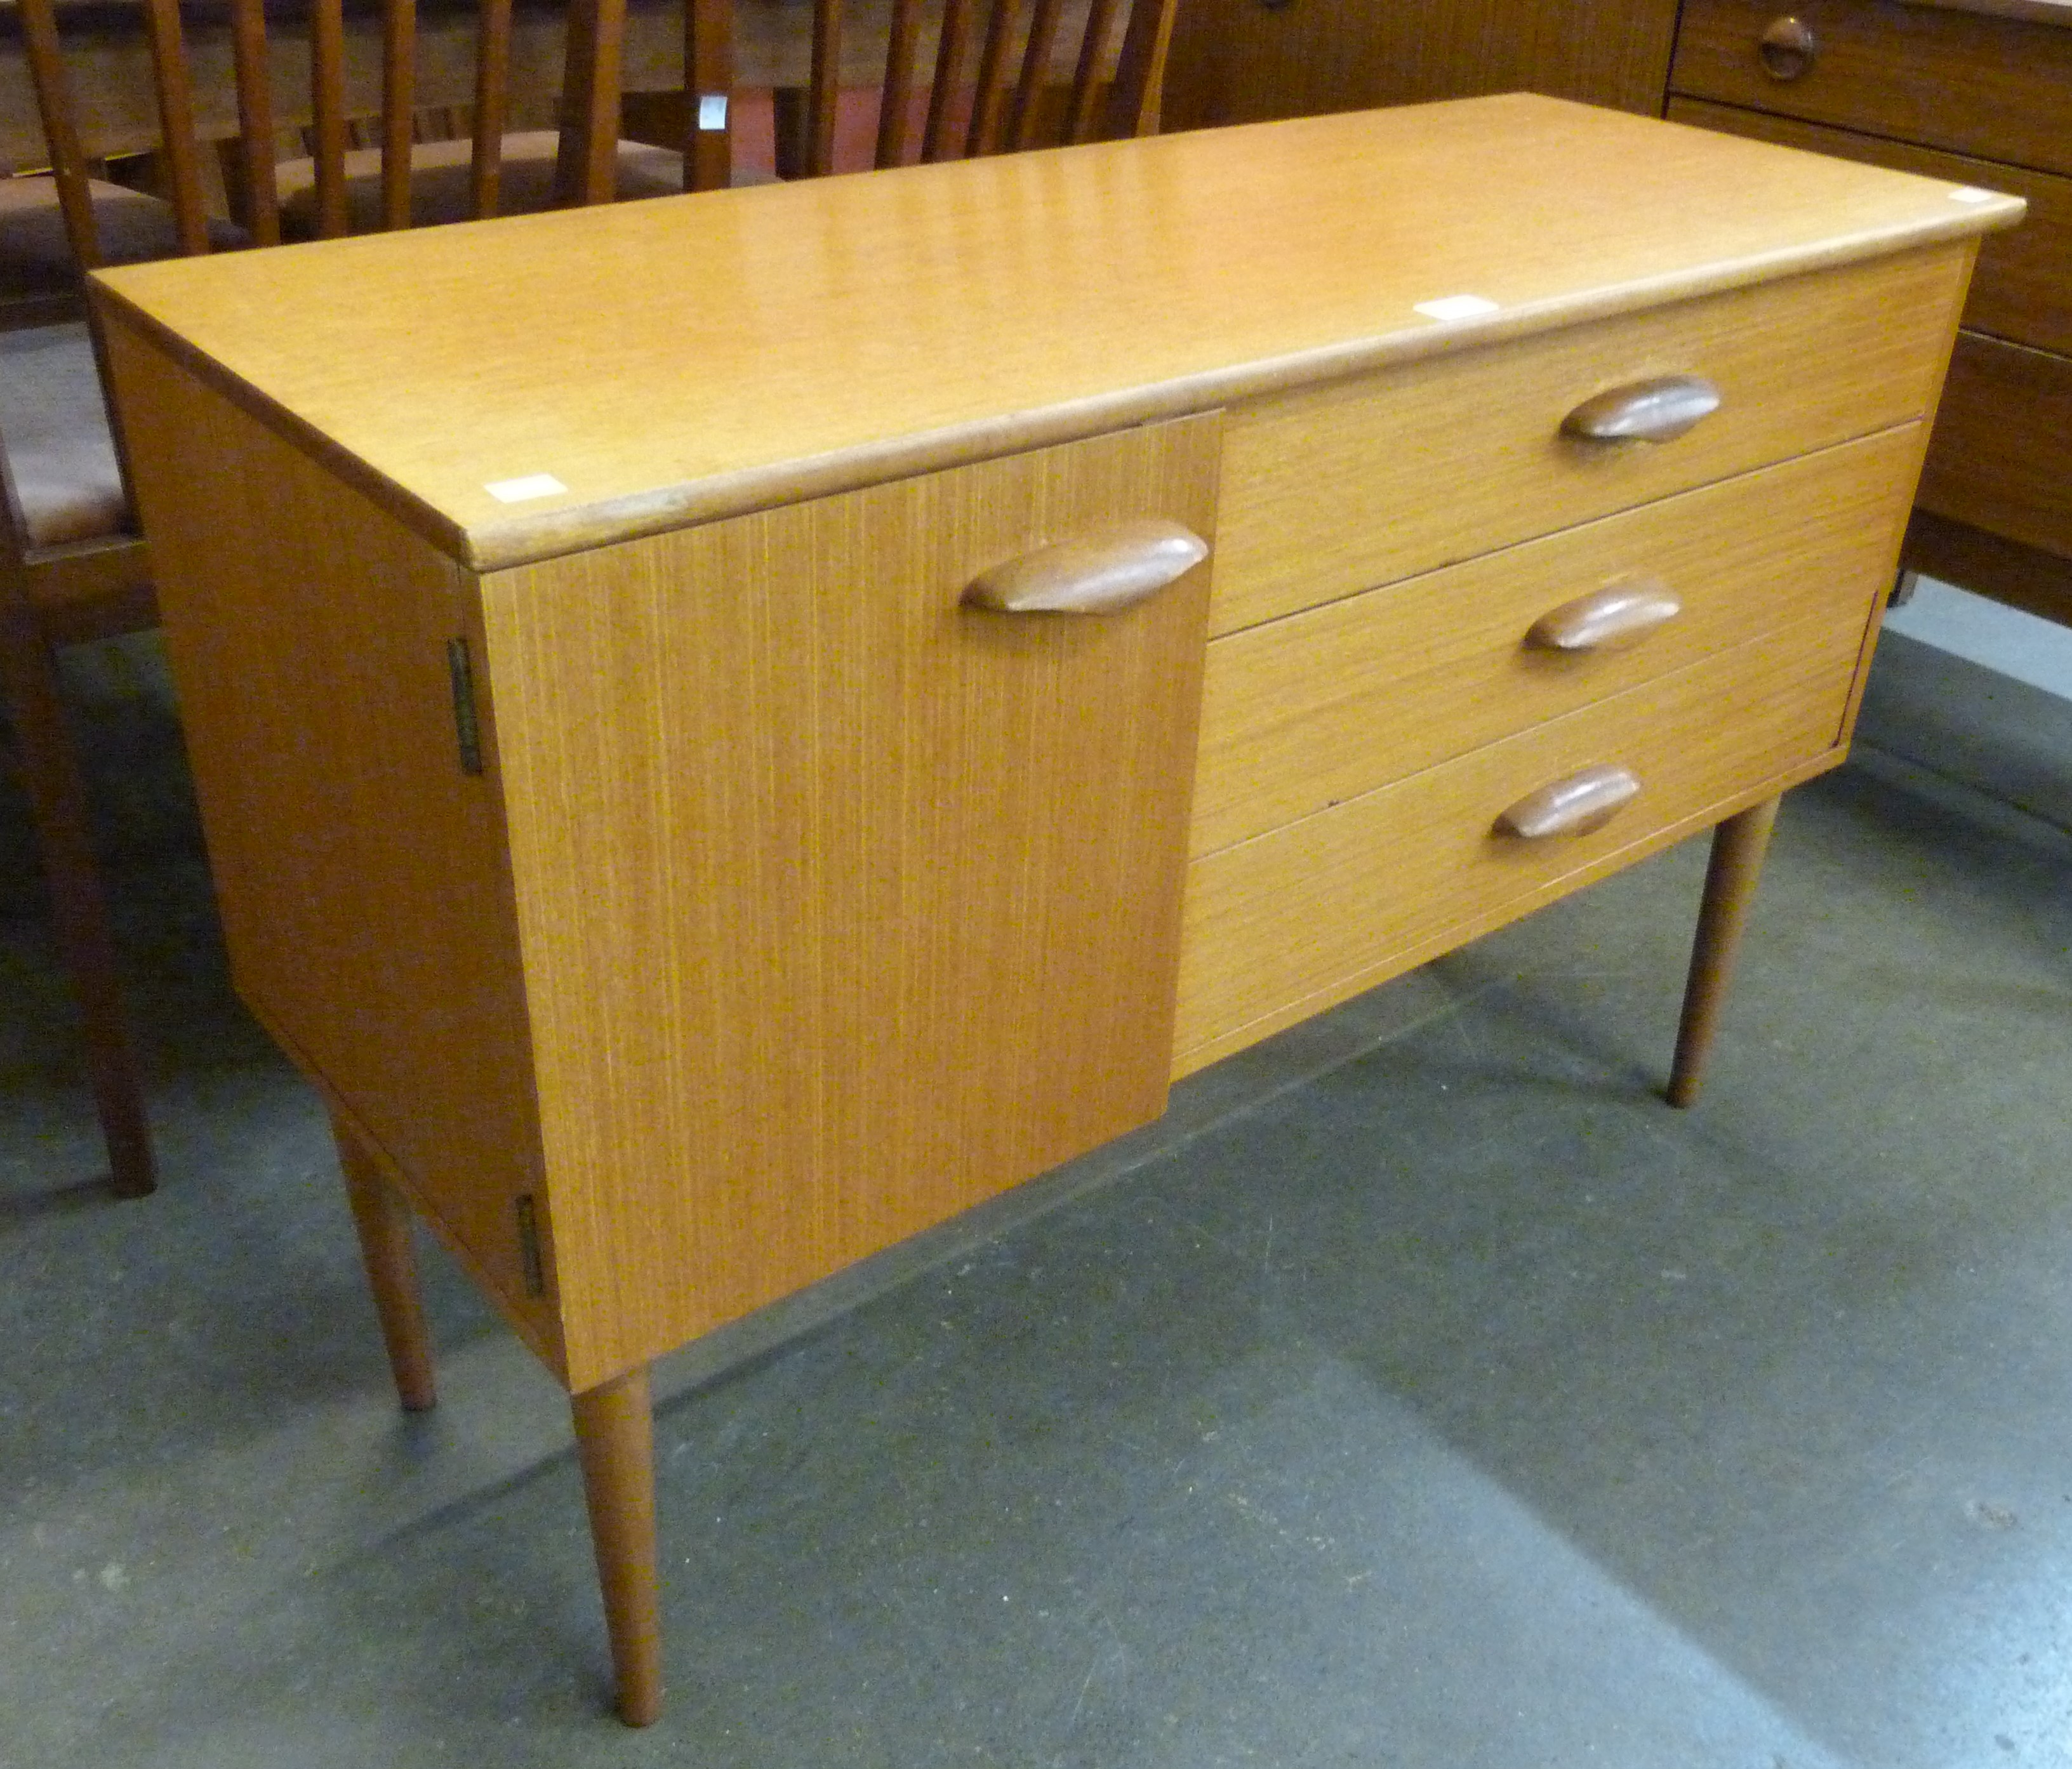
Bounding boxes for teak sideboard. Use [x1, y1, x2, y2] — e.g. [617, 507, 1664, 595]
[90, 96, 2020, 1725]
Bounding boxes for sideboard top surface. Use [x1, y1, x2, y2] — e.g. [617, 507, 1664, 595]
[93, 93, 2020, 572]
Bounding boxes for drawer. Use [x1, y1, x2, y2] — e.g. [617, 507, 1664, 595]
[1667, 98, 2072, 357]
[1213, 245, 1969, 633]
[1669, 0, 2072, 180]
[1918, 330, 2072, 559]
[1174, 614, 1868, 1071]
[1193, 423, 1920, 855]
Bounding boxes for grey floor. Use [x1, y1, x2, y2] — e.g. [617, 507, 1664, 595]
[3, 614, 2071, 1768]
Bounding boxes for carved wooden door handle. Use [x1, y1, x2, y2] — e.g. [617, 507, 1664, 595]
[1562, 374, 1722, 444]
[1526, 578, 1684, 652]
[963, 519, 1210, 613]
[1496, 764, 1642, 839]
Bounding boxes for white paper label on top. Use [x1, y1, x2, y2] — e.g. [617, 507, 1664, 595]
[484, 474, 569, 503]
[1414, 295, 1501, 322]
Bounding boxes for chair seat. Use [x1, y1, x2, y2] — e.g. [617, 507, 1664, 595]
[0, 323, 128, 549]
[0, 175, 246, 302]
[275, 130, 689, 235]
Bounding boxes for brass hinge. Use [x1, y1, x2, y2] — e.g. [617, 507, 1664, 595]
[446, 637, 484, 776]
[515, 1193, 547, 1297]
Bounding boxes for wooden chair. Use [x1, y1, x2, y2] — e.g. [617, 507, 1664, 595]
[648, 0, 1182, 192]
[0, 0, 647, 1200]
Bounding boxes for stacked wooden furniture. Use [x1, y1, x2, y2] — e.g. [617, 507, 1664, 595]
[1666, 0, 2072, 623]
[0, 0, 660, 1203]
[1162, 0, 2071, 628]
[89, 97, 2017, 1725]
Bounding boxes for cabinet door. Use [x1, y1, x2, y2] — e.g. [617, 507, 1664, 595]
[481, 418, 1219, 1389]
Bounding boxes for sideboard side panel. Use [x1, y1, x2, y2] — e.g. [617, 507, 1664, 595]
[101, 317, 566, 1375]
[482, 416, 1220, 1390]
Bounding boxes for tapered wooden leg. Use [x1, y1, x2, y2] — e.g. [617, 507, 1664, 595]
[333, 1115, 437, 1412]
[1668, 795, 1782, 1109]
[573, 1365, 663, 1727]
[0, 619, 156, 1198]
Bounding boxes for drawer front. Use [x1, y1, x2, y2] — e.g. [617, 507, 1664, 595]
[1174, 615, 1867, 1070]
[1918, 331, 2072, 559]
[1667, 98, 2072, 357]
[1193, 423, 1919, 855]
[1670, 0, 2072, 180]
[1214, 246, 1968, 633]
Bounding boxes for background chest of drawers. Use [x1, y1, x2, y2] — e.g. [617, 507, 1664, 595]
[92, 97, 2014, 1722]
[1668, 0, 2072, 623]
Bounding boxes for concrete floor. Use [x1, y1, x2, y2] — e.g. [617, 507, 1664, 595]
[3, 629, 2070, 1767]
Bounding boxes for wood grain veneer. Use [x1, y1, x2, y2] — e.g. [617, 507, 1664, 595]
[1209, 244, 1971, 635]
[481, 418, 1218, 1388]
[1917, 333, 2072, 559]
[1193, 423, 1923, 855]
[1670, 0, 2072, 180]
[1174, 613, 1872, 1072]
[100, 315, 566, 1372]
[1162, 0, 1684, 130]
[1668, 98, 2072, 357]
[91, 96, 2021, 573]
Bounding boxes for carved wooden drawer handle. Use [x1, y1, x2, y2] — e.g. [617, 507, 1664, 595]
[1562, 374, 1722, 444]
[963, 518, 1210, 614]
[1526, 577, 1684, 653]
[1759, 15, 1819, 80]
[1496, 764, 1642, 840]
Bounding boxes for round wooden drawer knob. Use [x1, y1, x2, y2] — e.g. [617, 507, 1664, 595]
[1759, 15, 1819, 80]
[1496, 764, 1642, 840]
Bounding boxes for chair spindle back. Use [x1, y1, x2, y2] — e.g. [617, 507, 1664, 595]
[691, 0, 1181, 193]
[14, 0, 628, 260]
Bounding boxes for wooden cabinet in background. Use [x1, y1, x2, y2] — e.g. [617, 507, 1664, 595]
[1162, 0, 1684, 128]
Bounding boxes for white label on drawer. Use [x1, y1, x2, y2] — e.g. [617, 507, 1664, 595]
[484, 474, 569, 503]
[1414, 294, 1500, 322]
[699, 93, 729, 131]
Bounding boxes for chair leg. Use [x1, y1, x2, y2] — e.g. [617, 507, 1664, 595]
[333, 1113, 437, 1412]
[1668, 795, 1782, 1109]
[0, 618, 155, 1196]
[573, 1364, 664, 1727]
